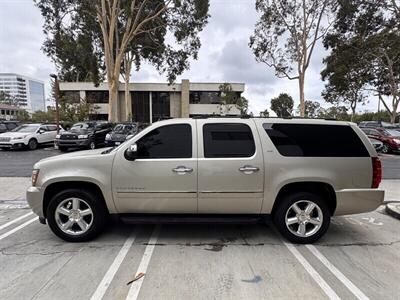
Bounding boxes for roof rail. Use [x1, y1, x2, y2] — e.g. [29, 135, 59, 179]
[190, 115, 338, 121]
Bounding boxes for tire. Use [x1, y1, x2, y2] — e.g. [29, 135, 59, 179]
[89, 140, 96, 150]
[59, 146, 68, 152]
[382, 144, 389, 154]
[46, 189, 108, 242]
[28, 138, 38, 150]
[273, 192, 330, 244]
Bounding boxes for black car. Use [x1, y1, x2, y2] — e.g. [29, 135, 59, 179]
[105, 122, 140, 147]
[55, 122, 112, 151]
[0, 121, 19, 134]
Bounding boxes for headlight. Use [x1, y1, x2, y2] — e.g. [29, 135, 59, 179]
[56, 134, 60, 139]
[393, 138, 400, 144]
[12, 136, 25, 140]
[105, 134, 111, 141]
[78, 134, 89, 139]
[31, 169, 39, 186]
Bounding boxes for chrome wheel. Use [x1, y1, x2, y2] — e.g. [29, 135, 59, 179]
[285, 200, 323, 237]
[55, 198, 94, 235]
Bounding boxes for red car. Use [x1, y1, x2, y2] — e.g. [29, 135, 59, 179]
[360, 127, 400, 154]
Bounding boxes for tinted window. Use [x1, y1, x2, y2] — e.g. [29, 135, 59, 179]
[46, 125, 57, 131]
[136, 124, 192, 159]
[203, 123, 255, 158]
[7, 123, 17, 130]
[264, 123, 369, 157]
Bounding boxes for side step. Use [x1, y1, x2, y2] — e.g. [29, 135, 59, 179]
[119, 214, 267, 225]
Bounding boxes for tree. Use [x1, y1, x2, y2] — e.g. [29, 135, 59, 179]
[321, 38, 369, 121]
[218, 83, 248, 115]
[270, 93, 294, 117]
[319, 105, 349, 120]
[36, 0, 210, 122]
[260, 109, 270, 117]
[298, 100, 324, 118]
[324, 0, 400, 123]
[249, 0, 334, 117]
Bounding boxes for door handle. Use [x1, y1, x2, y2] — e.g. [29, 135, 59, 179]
[172, 166, 193, 175]
[239, 165, 260, 174]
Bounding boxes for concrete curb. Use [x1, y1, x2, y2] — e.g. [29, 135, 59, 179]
[386, 203, 400, 220]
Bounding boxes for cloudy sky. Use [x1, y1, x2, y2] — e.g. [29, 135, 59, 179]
[0, 0, 378, 115]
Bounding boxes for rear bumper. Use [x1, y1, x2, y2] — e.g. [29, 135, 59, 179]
[334, 189, 385, 216]
[26, 186, 45, 218]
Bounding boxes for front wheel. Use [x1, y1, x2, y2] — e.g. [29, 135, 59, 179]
[273, 192, 330, 244]
[88, 140, 96, 150]
[46, 189, 107, 242]
[28, 138, 38, 150]
[382, 144, 390, 154]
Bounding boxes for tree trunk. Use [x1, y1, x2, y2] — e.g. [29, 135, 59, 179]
[299, 73, 305, 117]
[390, 100, 398, 124]
[124, 56, 133, 122]
[108, 79, 119, 122]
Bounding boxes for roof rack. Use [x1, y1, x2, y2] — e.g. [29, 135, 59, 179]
[190, 115, 337, 121]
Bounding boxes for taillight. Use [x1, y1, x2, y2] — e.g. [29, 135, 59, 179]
[371, 157, 382, 188]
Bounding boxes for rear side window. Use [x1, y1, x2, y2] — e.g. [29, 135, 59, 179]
[263, 123, 369, 157]
[137, 124, 192, 159]
[46, 125, 57, 131]
[203, 123, 255, 158]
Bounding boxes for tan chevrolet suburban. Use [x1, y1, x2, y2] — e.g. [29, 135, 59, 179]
[26, 117, 384, 243]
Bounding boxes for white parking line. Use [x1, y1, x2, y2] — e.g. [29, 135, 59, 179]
[0, 217, 38, 241]
[126, 225, 161, 300]
[306, 245, 370, 300]
[90, 229, 139, 300]
[284, 242, 341, 300]
[0, 211, 33, 231]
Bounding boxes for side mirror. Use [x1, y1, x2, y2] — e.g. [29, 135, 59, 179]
[38, 129, 45, 134]
[124, 143, 138, 161]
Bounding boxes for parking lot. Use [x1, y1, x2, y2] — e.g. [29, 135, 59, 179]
[0, 148, 399, 299]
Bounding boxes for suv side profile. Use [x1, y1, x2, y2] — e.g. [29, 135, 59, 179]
[0, 123, 62, 150]
[27, 118, 384, 244]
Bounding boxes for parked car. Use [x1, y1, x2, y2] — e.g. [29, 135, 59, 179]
[0, 121, 19, 133]
[55, 121, 112, 151]
[360, 127, 400, 153]
[105, 123, 140, 147]
[0, 123, 62, 150]
[369, 137, 383, 152]
[27, 118, 384, 244]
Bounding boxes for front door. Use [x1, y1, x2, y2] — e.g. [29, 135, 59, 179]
[197, 119, 264, 214]
[112, 120, 197, 213]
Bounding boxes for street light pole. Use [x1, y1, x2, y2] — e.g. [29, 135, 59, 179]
[50, 74, 60, 134]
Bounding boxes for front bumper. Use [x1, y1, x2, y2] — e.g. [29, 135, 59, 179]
[0, 140, 27, 149]
[26, 186, 45, 218]
[334, 189, 385, 216]
[55, 139, 90, 148]
[105, 140, 124, 147]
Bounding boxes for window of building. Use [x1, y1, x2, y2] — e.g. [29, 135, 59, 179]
[86, 91, 109, 103]
[203, 123, 255, 158]
[189, 91, 221, 104]
[62, 91, 80, 103]
[152, 92, 170, 121]
[136, 124, 192, 159]
[132, 92, 150, 123]
[263, 123, 369, 157]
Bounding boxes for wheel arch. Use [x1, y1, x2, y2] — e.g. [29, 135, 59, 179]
[272, 181, 337, 216]
[43, 181, 109, 218]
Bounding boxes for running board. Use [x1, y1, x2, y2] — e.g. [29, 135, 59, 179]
[119, 214, 266, 225]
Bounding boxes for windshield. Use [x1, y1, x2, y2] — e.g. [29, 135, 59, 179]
[71, 123, 94, 131]
[386, 129, 400, 137]
[11, 125, 39, 133]
[114, 124, 135, 133]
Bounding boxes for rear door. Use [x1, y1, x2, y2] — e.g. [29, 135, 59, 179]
[197, 119, 264, 213]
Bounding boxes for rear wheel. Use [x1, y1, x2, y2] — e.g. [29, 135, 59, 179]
[46, 189, 107, 242]
[273, 192, 330, 244]
[28, 138, 38, 150]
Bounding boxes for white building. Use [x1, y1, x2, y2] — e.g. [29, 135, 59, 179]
[0, 73, 46, 113]
[59, 80, 245, 122]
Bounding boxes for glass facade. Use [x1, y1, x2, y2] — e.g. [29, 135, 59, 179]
[28, 80, 45, 111]
[86, 91, 109, 103]
[152, 92, 170, 121]
[132, 92, 150, 123]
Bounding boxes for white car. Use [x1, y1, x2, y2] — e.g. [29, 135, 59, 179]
[0, 123, 62, 150]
